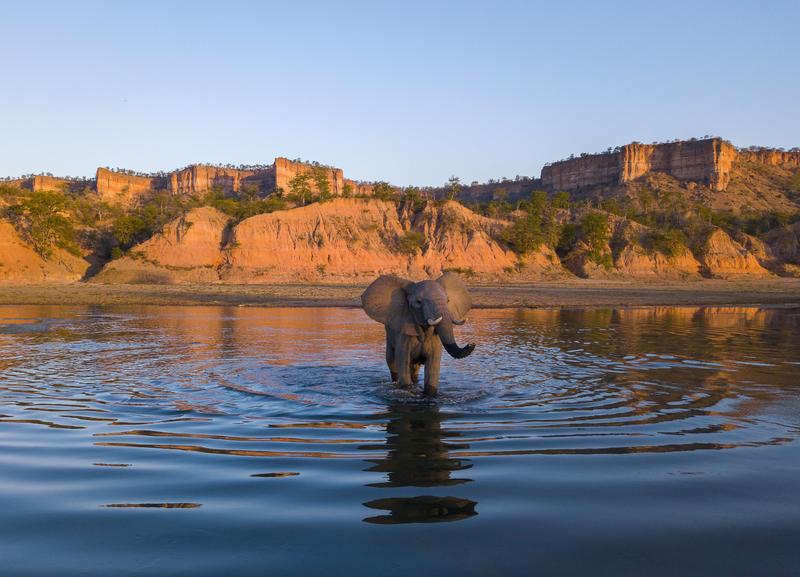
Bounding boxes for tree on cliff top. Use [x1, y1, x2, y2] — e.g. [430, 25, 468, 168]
[446, 176, 462, 201]
[372, 182, 394, 201]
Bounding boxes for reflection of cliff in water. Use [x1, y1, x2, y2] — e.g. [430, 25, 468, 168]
[361, 403, 477, 524]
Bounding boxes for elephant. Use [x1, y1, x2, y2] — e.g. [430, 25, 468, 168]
[361, 272, 475, 395]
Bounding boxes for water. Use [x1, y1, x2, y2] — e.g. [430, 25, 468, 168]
[1, 305, 799, 576]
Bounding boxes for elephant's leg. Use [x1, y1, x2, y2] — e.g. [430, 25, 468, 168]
[395, 337, 413, 388]
[423, 343, 442, 396]
[411, 363, 420, 385]
[385, 328, 398, 382]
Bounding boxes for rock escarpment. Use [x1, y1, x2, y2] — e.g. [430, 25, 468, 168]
[274, 158, 344, 196]
[94, 159, 350, 208]
[542, 138, 738, 192]
[168, 165, 274, 196]
[739, 149, 800, 169]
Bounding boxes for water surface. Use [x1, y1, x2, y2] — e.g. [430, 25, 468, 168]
[1, 305, 799, 576]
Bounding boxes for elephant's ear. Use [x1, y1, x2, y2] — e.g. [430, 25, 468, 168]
[361, 275, 417, 335]
[436, 272, 472, 323]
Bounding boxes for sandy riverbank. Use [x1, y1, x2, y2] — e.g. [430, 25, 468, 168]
[0, 279, 798, 308]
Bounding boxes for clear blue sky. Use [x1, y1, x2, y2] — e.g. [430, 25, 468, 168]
[1, 0, 798, 186]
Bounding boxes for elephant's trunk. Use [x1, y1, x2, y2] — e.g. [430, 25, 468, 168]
[435, 316, 475, 359]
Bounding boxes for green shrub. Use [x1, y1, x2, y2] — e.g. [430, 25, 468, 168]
[646, 229, 688, 257]
[397, 230, 424, 254]
[578, 212, 611, 267]
[372, 181, 395, 201]
[5, 190, 79, 257]
[442, 266, 475, 278]
[502, 211, 544, 254]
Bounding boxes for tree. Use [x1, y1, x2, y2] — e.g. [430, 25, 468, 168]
[310, 166, 331, 199]
[446, 176, 462, 201]
[552, 191, 571, 209]
[502, 210, 544, 254]
[288, 172, 313, 205]
[7, 190, 78, 257]
[112, 215, 147, 249]
[579, 212, 611, 267]
[530, 190, 548, 214]
[372, 181, 394, 201]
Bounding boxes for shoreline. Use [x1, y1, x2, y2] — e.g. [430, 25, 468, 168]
[0, 279, 799, 308]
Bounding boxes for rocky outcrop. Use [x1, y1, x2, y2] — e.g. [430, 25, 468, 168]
[344, 179, 374, 197]
[764, 222, 800, 263]
[274, 158, 344, 195]
[224, 199, 559, 283]
[696, 229, 771, 278]
[96, 168, 166, 207]
[94, 199, 564, 284]
[542, 138, 738, 192]
[3, 175, 83, 193]
[739, 149, 800, 169]
[0, 220, 89, 283]
[94, 207, 229, 283]
[562, 218, 701, 279]
[94, 158, 351, 207]
[168, 165, 275, 196]
[612, 221, 701, 279]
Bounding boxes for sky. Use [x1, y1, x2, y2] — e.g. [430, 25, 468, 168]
[1, 0, 798, 186]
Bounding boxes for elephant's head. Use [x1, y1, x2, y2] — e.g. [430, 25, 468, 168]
[361, 272, 475, 359]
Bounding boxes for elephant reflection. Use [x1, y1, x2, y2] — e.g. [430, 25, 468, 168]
[360, 402, 477, 524]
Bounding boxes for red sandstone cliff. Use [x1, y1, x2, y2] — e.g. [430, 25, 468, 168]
[96, 168, 164, 207]
[542, 138, 739, 192]
[739, 149, 800, 169]
[168, 165, 275, 196]
[274, 158, 344, 195]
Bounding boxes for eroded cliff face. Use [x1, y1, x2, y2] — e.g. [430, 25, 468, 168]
[224, 199, 559, 283]
[611, 220, 701, 279]
[697, 229, 771, 278]
[543, 139, 740, 192]
[541, 154, 621, 191]
[274, 158, 345, 195]
[94, 158, 350, 208]
[168, 165, 275, 196]
[4, 196, 789, 284]
[0, 220, 89, 283]
[739, 149, 800, 169]
[4, 175, 83, 193]
[96, 168, 166, 207]
[94, 207, 229, 283]
[557, 216, 776, 280]
[94, 199, 563, 284]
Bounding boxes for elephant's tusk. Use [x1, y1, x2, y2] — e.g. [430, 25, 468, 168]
[452, 318, 466, 325]
[427, 316, 443, 326]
